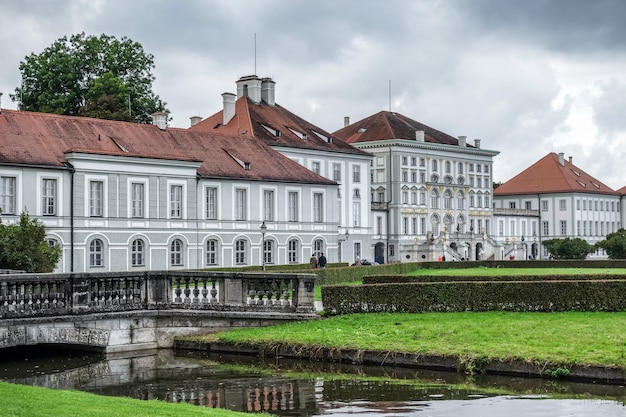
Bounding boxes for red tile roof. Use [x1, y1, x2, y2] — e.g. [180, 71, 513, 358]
[617, 185, 626, 195]
[0, 109, 335, 184]
[190, 97, 369, 156]
[494, 152, 618, 196]
[333, 111, 466, 146]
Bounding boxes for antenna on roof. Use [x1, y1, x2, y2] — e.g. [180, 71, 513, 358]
[388, 79, 392, 112]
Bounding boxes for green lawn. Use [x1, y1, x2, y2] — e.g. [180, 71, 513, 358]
[194, 311, 626, 369]
[0, 381, 260, 417]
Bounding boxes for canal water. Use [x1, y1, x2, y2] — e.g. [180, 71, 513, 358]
[1, 346, 625, 416]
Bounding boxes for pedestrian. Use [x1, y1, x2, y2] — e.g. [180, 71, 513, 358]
[354, 256, 361, 266]
[318, 253, 327, 269]
[310, 254, 318, 269]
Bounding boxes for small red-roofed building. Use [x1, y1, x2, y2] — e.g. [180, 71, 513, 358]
[493, 152, 621, 259]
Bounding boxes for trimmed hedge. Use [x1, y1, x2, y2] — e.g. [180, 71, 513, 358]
[322, 279, 626, 315]
[419, 259, 626, 269]
[363, 274, 626, 285]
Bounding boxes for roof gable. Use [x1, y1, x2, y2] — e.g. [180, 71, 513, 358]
[494, 152, 618, 196]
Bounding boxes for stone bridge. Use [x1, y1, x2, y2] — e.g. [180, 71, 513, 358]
[0, 270, 317, 353]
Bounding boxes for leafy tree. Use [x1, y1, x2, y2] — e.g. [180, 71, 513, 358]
[542, 237, 595, 260]
[596, 228, 626, 259]
[0, 212, 61, 273]
[11, 32, 167, 123]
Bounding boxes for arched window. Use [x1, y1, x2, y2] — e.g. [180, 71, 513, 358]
[206, 239, 219, 266]
[443, 190, 452, 209]
[131, 239, 145, 266]
[235, 239, 247, 264]
[457, 190, 465, 209]
[431, 214, 441, 236]
[170, 239, 183, 266]
[458, 162, 464, 175]
[90, 239, 103, 267]
[288, 239, 299, 263]
[457, 214, 466, 233]
[313, 239, 324, 258]
[431, 189, 439, 209]
[432, 159, 438, 172]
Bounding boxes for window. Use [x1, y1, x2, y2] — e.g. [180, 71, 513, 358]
[457, 191, 465, 209]
[263, 240, 273, 265]
[477, 164, 482, 173]
[313, 193, 323, 222]
[420, 217, 426, 234]
[432, 160, 438, 171]
[89, 239, 104, 267]
[236, 188, 247, 220]
[541, 200, 548, 211]
[206, 239, 218, 265]
[402, 156, 408, 165]
[205, 187, 218, 219]
[419, 158, 425, 167]
[170, 239, 183, 266]
[443, 190, 452, 209]
[411, 171, 417, 183]
[576, 200, 580, 211]
[402, 191, 408, 204]
[352, 165, 361, 183]
[477, 194, 483, 208]
[353, 188, 361, 198]
[131, 183, 144, 218]
[288, 191, 298, 222]
[314, 239, 324, 258]
[419, 190, 426, 205]
[525, 201, 532, 210]
[333, 163, 341, 181]
[420, 172, 426, 183]
[311, 161, 320, 174]
[430, 189, 439, 208]
[288, 239, 298, 263]
[0, 176, 16, 214]
[412, 217, 417, 234]
[402, 170, 408, 182]
[445, 161, 451, 173]
[377, 190, 385, 202]
[560, 220, 567, 236]
[484, 165, 489, 174]
[477, 177, 482, 188]
[411, 190, 417, 205]
[354, 242, 361, 259]
[469, 163, 474, 172]
[469, 193, 475, 208]
[131, 239, 145, 266]
[89, 180, 103, 217]
[458, 162, 464, 174]
[403, 217, 409, 235]
[542, 221, 549, 236]
[235, 239, 247, 264]
[411, 157, 417, 166]
[376, 216, 383, 235]
[559, 199, 566, 211]
[509, 202, 516, 209]
[42, 178, 57, 216]
[264, 190, 274, 221]
[170, 184, 183, 218]
[498, 220, 504, 236]
[353, 201, 361, 226]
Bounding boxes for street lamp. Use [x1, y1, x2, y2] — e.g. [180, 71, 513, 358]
[260, 221, 267, 271]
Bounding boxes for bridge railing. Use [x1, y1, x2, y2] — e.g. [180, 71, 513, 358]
[0, 271, 316, 319]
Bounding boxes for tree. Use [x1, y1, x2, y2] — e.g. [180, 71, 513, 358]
[0, 212, 61, 273]
[11, 32, 167, 123]
[542, 237, 595, 260]
[596, 228, 626, 259]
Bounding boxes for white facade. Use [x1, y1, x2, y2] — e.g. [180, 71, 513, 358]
[493, 192, 622, 259]
[353, 138, 499, 263]
[0, 153, 339, 273]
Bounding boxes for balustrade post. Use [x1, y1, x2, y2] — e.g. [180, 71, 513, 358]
[71, 273, 92, 312]
[146, 271, 170, 308]
[294, 274, 316, 312]
[222, 273, 245, 307]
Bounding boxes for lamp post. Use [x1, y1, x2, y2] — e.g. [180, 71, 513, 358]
[260, 221, 267, 271]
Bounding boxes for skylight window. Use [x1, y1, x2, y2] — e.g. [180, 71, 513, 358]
[288, 128, 308, 141]
[591, 182, 600, 189]
[577, 181, 586, 188]
[571, 169, 580, 177]
[311, 130, 332, 143]
[261, 124, 281, 137]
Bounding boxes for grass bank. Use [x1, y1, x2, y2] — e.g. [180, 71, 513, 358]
[188, 311, 626, 369]
[0, 381, 259, 417]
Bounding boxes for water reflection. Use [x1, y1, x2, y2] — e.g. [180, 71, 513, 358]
[0, 347, 625, 416]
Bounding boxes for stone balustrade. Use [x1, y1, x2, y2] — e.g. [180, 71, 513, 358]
[0, 270, 317, 319]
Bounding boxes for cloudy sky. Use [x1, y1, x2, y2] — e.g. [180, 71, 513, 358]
[1, 0, 625, 189]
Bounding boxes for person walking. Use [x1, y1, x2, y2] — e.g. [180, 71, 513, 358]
[309, 254, 318, 269]
[318, 253, 327, 269]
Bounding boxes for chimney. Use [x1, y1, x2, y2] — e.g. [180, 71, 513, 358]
[261, 77, 276, 106]
[474, 138, 481, 149]
[344, 116, 350, 127]
[458, 135, 466, 147]
[558, 152, 565, 166]
[222, 92, 236, 125]
[415, 130, 425, 142]
[568, 156, 573, 164]
[236, 75, 262, 104]
[151, 112, 167, 130]
[0, 91, 3, 113]
[189, 115, 202, 127]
